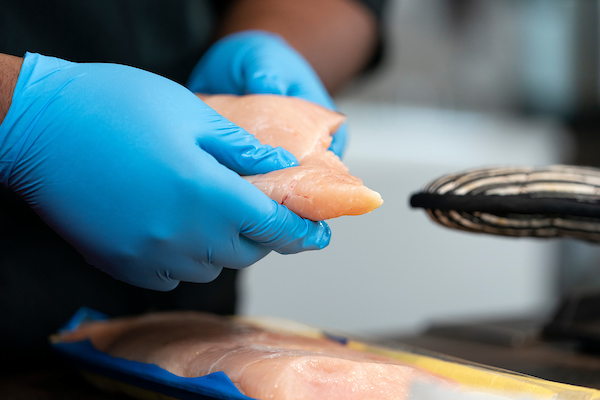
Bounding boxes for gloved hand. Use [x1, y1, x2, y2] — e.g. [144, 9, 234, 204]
[187, 30, 348, 158]
[0, 53, 330, 291]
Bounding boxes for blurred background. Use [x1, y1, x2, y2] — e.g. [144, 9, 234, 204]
[239, 0, 600, 336]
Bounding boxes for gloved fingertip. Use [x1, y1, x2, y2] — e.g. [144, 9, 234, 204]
[329, 137, 346, 159]
[153, 270, 182, 291]
[157, 281, 181, 292]
[247, 74, 287, 95]
[329, 124, 348, 159]
[133, 277, 180, 292]
[287, 220, 331, 252]
[243, 145, 299, 175]
[264, 146, 299, 168]
[313, 220, 331, 249]
[186, 64, 209, 93]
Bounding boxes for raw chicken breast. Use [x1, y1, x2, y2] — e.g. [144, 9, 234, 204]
[197, 94, 383, 221]
[58, 311, 453, 400]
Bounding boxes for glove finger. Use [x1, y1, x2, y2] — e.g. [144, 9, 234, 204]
[186, 65, 211, 94]
[244, 60, 331, 107]
[105, 273, 180, 292]
[240, 201, 331, 254]
[124, 276, 181, 292]
[285, 81, 333, 107]
[202, 169, 330, 260]
[103, 250, 226, 290]
[203, 233, 273, 271]
[244, 77, 348, 158]
[186, 49, 243, 95]
[203, 168, 331, 254]
[198, 119, 298, 175]
[159, 258, 225, 285]
[245, 72, 288, 95]
[329, 122, 348, 158]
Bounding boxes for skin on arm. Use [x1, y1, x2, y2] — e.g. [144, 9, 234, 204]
[0, 54, 23, 124]
[218, 0, 379, 94]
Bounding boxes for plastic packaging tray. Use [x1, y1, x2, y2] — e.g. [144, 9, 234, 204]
[52, 308, 600, 400]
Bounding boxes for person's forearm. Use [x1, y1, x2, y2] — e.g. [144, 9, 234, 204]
[219, 0, 379, 94]
[0, 54, 23, 125]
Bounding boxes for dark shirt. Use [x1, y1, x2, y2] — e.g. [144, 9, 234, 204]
[0, 0, 232, 84]
[0, 0, 386, 371]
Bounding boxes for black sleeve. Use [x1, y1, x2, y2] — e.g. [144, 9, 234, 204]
[0, 0, 234, 85]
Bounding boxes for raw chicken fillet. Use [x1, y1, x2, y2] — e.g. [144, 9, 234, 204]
[197, 94, 383, 220]
[58, 311, 452, 400]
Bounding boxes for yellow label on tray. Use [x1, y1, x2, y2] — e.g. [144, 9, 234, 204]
[348, 341, 600, 400]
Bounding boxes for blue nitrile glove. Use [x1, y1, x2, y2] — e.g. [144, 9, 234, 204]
[0, 53, 330, 291]
[187, 30, 348, 158]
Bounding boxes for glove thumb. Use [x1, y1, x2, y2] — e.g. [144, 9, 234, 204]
[196, 109, 298, 176]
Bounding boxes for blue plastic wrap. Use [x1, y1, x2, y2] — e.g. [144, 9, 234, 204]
[52, 307, 255, 400]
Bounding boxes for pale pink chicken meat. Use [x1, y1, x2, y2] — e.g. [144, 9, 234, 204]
[58, 311, 454, 400]
[197, 94, 383, 221]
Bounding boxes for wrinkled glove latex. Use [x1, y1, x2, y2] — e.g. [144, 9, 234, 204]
[187, 30, 348, 158]
[0, 53, 330, 291]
